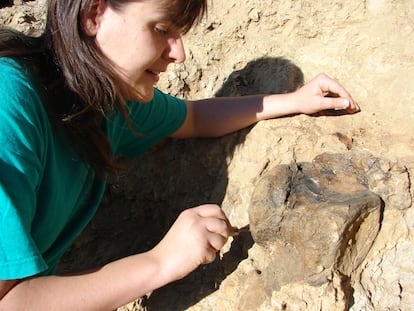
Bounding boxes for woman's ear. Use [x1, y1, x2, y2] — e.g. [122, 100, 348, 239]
[82, 0, 106, 36]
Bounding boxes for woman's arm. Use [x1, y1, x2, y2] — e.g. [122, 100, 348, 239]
[172, 73, 359, 138]
[0, 204, 231, 311]
[0, 253, 168, 311]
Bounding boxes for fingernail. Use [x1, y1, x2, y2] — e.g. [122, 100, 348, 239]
[334, 99, 350, 110]
[343, 99, 350, 108]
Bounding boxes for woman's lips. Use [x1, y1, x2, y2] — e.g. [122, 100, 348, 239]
[146, 69, 161, 82]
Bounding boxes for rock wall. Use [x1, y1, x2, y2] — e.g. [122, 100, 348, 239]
[1, 1, 413, 310]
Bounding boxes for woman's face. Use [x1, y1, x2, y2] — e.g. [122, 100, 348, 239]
[85, 0, 186, 102]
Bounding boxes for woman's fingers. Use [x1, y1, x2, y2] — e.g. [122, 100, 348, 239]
[296, 73, 360, 114]
[319, 96, 351, 110]
[204, 220, 230, 248]
[315, 73, 360, 112]
[317, 73, 351, 97]
[192, 204, 230, 221]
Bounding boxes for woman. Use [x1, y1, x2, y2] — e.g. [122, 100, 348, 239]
[0, 0, 359, 309]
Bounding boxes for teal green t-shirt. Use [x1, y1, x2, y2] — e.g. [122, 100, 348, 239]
[0, 58, 187, 279]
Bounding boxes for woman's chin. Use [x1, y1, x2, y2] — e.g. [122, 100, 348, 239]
[128, 87, 155, 103]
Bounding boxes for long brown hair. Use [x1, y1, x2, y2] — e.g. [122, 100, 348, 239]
[0, 0, 207, 178]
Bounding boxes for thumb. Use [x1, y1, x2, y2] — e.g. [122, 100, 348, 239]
[321, 97, 350, 110]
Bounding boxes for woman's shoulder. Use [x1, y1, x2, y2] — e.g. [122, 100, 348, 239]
[0, 57, 47, 118]
[0, 56, 26, 75]
[0, 57, 37, 92]
[1, 56, 40, 91]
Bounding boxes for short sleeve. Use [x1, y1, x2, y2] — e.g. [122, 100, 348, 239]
[108, 88, 187, 157]
[0, 163, 48, 279]
[0, 58, 48, 279]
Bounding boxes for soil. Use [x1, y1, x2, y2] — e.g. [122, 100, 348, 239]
[1, 1, 413, 310]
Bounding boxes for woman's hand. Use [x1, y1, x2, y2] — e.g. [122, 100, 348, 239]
[148, 204, 232, 282]
[291, 73, 360, 115]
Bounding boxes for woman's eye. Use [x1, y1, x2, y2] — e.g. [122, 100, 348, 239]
[155, 27, 168, 35]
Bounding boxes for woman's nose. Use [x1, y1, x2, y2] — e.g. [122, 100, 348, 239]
[164, 36, 186, 63]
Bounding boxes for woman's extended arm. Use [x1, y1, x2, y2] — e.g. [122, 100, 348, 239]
[172, 73, 359, 138]
[0, 204, 231, 311]
[0, 253, 169, 311]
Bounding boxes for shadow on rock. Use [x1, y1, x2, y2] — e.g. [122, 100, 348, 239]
[58, 57, 304, 309]
[146, 227, 254, 310]
[216, 56, 304, 97]
[143, 57, 304, 310]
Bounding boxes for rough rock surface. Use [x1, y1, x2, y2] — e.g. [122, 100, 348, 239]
[249, 151, 384, 284]
[248, 150, 386, 309]
[1, 1, 413, 310]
